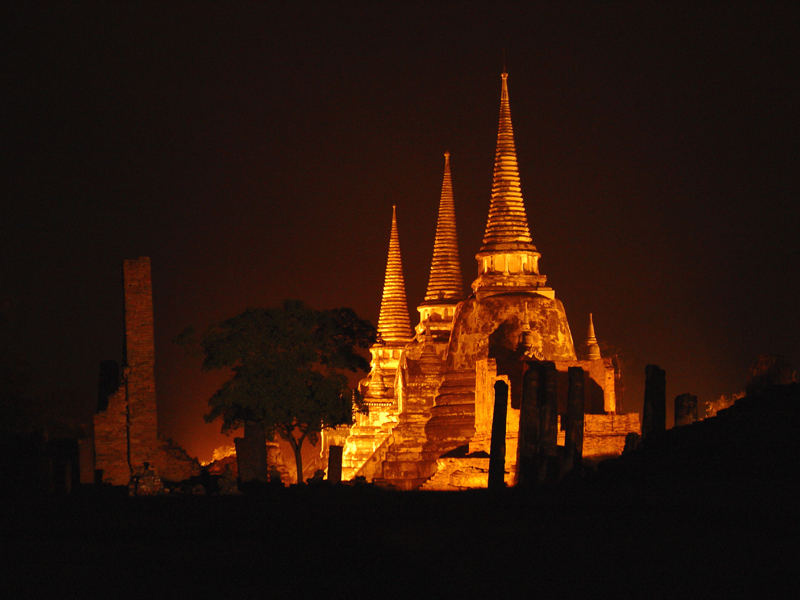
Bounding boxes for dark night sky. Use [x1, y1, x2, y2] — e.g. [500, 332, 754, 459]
[5, 3, 799, 461]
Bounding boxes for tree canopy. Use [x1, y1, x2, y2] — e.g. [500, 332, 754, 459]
[188, 300, 375, 483]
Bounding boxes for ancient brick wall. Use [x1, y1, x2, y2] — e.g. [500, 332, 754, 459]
[582, 413, 640, 459]
[553, 358, 616, 414]
[93, 386, 129, 485]
[93, 257, 199, 487]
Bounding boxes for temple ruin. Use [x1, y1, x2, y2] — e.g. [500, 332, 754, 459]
[93, 257, 198, 487]
[337, 72, 641, 489]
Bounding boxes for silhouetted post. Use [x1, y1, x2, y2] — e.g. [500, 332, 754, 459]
[564, 367, 585, 473]
[643, 365, 666, 439]
[327, 445, 343, 484]
[488, 380, 509, 490]
[538, 362, 559, 482]
[674, 393, 698, 427]
[78, 438, 95, 485]
[235, 420, 268, 486]
[518, 363, 541, 486]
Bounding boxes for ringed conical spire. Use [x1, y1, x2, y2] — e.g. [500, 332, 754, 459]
[480, 72, 536, 253]
[377, 205, 413, 343]
[585, 313, 602, 360]
[423, 152, 464, 303]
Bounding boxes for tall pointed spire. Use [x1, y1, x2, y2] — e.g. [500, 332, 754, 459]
[423, 152, 463, 303]
[472, 71, 548, 299]
[585, 313, 602, 360]
[480, 72, 535, 253]
[377, 205, 413, 343]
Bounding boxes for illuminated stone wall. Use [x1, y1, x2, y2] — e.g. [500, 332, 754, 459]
[582, 413, 641, 459]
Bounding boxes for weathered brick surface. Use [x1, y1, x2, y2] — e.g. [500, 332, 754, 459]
[582, 413, 641, 459]
[93, 386, 129, 485]
[93, 257, 199, 487]
[124, 258, 158, 468]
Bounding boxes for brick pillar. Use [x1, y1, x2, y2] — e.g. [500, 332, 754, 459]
[674, 393, 698, 427]
[538, 361, 559, 483]
[518, 363, 540, 486]
[327, 445, 343, 483]
[488, 380, 509, 490]
[123, 258, 159, 470]
[564, 367, 585, 472]
[519, 361, 559, 485]
[643, 365, 666, 439]
[235, 421, 267, 485]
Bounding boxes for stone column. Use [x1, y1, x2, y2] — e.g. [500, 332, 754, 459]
[235, 420, 267, 486]
[327, 445, 343, 484]
[674, 393, 698, 427]
[518, 363, 541, 486]
[488, 380, 509, 490]
[643, 365, 666, 439]
[564, 367, 585, 472]
[538, 362, 558, 483]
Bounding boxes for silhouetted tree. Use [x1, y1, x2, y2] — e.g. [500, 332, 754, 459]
[185, 300, 374, 483]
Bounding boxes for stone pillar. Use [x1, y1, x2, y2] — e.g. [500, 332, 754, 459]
[643, 365, 666, 439]
[235, 421, 267, 485]
[78, 437, 95, 485]
[519, 361, 559, 485]
[518, 364, 540, 486]
[674, 393, 698, 427]
[564, 367, 585, 472]
[123, 258, 158, 469]
[538, 362, 558, 483]
[488, 380, 509, 490]
[327, 445, 343, 484]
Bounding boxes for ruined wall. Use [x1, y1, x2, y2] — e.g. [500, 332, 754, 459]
[553, 358, 617, 414]
[94, 258, 198, 486]
[581, 413, 641, 459]
[93, 386, 129, 486]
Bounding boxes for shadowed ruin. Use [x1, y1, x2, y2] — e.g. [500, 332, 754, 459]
[93, 258, 199, 489]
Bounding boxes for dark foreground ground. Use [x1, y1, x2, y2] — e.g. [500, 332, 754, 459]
[3, 385, 798, 598]
[3, 479, 796, 598]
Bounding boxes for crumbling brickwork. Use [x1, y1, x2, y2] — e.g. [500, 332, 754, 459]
[94, 258, 198, 487]
[581, 413, 641, 459]
[123, 258, 159, 468]
[93, 386, 129, 485]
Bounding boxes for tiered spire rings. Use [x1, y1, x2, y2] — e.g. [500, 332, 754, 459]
[585, 313, 602, 360]
[480, 72, 536, 253]
[422, 152, 464, 304]
[376, 205, 413, 343]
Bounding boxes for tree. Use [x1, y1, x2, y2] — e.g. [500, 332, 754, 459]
[189, 300, 375, 484]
